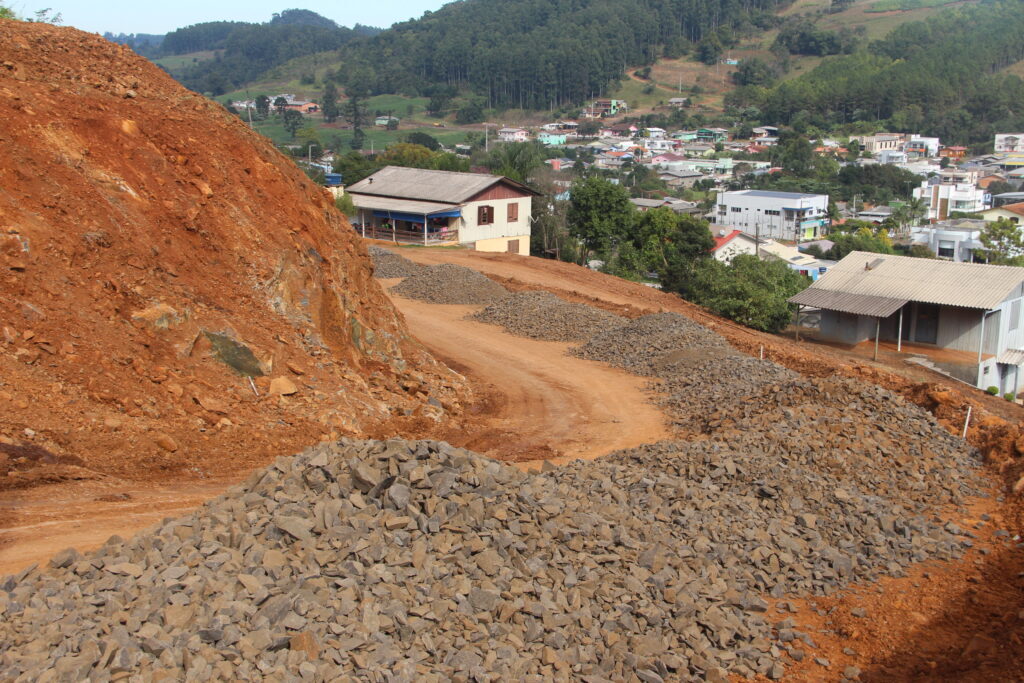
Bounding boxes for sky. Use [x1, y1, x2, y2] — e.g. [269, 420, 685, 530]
[7, 1, 451, 35]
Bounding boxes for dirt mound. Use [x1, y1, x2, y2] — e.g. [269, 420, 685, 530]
[470, 290, 625, 342]
[391, 263, 509, 305]
[0, 22, 465, 489]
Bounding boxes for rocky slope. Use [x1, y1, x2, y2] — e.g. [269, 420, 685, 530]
[0, 21, 465, 488]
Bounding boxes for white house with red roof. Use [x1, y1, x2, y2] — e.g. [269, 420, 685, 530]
[710, 229, 759, 264]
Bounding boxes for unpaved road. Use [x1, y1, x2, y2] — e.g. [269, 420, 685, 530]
[383, 291, 668, 466]
[0, 274, 667, 575]
[0, 476, 239, 576]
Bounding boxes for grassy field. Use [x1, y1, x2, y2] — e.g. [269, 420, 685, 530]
[152, 51, 218, 76]
[249, 116, 469, 151]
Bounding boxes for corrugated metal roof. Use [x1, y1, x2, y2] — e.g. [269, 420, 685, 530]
[997, 349, 1024, 365]
[789, 288, 907, 317]
[346, 166, 536, 203]
[349, 195, 460, 216]
[791, 251, 1024, 311]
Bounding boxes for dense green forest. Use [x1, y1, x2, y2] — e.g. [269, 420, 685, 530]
[335, 0, 792, 110]
[745, 0, 1024, 144]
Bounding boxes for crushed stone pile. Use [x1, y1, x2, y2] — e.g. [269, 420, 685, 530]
[1, 432, 981, 681]
[368, 246, 426, 279]
[656, 355, 800, 431]
[470, 291, 626, 342]
[571, 312, 730, 375]
[391, 264, 510, 305]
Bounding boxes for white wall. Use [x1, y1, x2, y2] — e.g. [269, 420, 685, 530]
[458, 197, 532, 245]
[716, 191, 829, 241]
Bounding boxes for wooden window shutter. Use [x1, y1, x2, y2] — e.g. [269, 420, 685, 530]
[507, 202, 518, 222]
[478, 205, 494, 224]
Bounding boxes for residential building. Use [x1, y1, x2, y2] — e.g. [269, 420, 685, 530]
[853, 134, 902, 155]
[905, 136, 940, 158]
[908, 219, 986, 262]
[537, 132, 567, 146]
[716, 190, 830, 241]
[878, 150, 908, 165]
[940, 146, 968, 159]
[995, 134, 1024, 153]
[979, 202, 1024, 225]
[629, 198, 667, 213]
[497, 128, 529, 143]
[645, 127, 667, 139]
[757, 239, 834, 280]
[657, 169, 704, 189]
[346, 166, 539, 254]
[374, 115, 399, 126]
[668, 97, 688, 107]
[710, 229, 760, 264]
[789, 252, 1024, 392]
[588, 99, 626, 117]
[695, 128, 729, 144]
[913, 176, 988, 221]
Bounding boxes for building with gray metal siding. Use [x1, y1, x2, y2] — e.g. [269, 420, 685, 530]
[790, 252, 1024, 393]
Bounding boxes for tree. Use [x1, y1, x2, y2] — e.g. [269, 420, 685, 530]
[273, 96, 288, 117]
[455, 99, 485, 124]
[282, 110, 303, 137]
[349, 127, 366, 151]
[670, 255, 809, 333]
[979, 218, 1024, 265]
[377, 143, 436, 168]
[255, 95, 270, 119]
[321, 82, 339, 123]
[486, 142, 544, 184]
[697, 34, 723, 66]
[297, 125, 321, 154]
[333, 150, 379, 184]
[406, 132, 440, 151]
[567, 176, 634, 258]
[342, 95, 366, 130]
[636, 209, 713, 275]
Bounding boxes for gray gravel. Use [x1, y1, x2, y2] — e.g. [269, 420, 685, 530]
[572, 312, 729, 375]
[656, 355, 799, 431]
[391, 263, 509, 305]
[368, 246, 425, 279]
[0, 424, 981, 681]
[470, 291, 626, 342]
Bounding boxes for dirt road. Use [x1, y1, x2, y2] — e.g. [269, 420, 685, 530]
[384, 291, 668, 466]
[1, 276, 668, 575]
[0, 476, 239, 576]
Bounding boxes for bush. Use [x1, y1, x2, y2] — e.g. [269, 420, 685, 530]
[1004, 392, 1016, 402]
[986, 386, 999, 395]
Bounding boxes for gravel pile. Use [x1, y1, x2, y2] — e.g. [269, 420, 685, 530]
[0, 432, 980, 681]
[368, 246, 425, 279]
[572, 312, 729, 375]
[657, 355, 799, 431]
[391, 264, 509, 305]
[470, 291, 626, 342]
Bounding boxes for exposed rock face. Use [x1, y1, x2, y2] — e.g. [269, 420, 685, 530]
[0, 22, 464, 486]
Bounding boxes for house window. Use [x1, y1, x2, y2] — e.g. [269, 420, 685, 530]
[507, 202, 519, 222]
[1011, 300, 1021, 331]
[477, 205, 494, 225]
[938, 240, 955, 258]
[731, 207, 742, 213]
[764, 209, 780, 216]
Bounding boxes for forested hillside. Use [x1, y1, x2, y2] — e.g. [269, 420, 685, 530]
[335, 0, 792, 110]
[162, 11, 380, 94]
[745, 0, 1024, 143]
